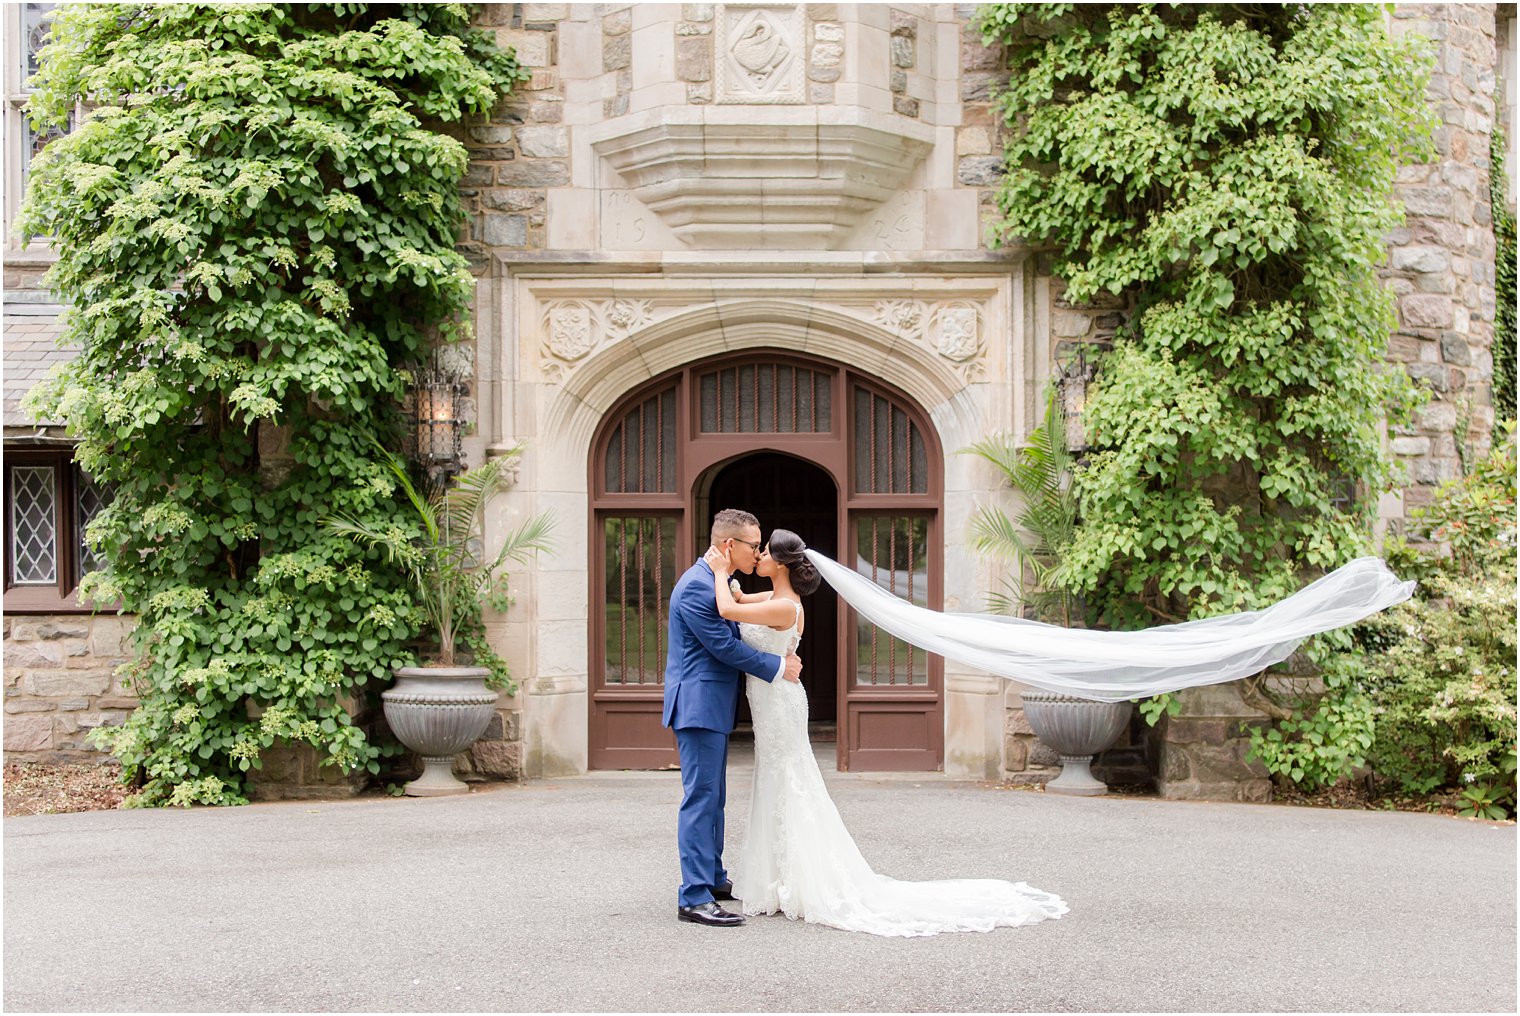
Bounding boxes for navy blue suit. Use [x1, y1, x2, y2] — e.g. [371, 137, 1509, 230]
[663, 559, 783, 907]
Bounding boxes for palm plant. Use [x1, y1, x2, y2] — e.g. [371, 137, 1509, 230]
[963, 385, 1081, 626]
[325, 443, 554, 668]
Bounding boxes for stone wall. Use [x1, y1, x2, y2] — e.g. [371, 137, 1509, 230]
[456, 3, 568, 266]
[1152, 685, 1272, 803]
[1386, 4, 1501, 523]
[3, 615, 136, 761]
[2, 608, 527, 795]
[954, 6, 1011, 250]
[451, 699, 528, 783]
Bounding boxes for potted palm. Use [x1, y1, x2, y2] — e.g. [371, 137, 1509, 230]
[326, 444, 553, 796]
[964, 385, 1130, 796]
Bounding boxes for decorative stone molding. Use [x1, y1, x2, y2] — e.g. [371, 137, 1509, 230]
[929, 302, 983, 362]
[715, 4, 806, 104]
[869, 298, 986, 381]
[539, 298, 658, 383]
[872, 299, 926, 336]
[590, 109, 935, 249]
[520, 274, 1011, 397]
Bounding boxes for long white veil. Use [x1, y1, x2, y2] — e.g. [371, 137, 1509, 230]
[802, 552, 1415, 702]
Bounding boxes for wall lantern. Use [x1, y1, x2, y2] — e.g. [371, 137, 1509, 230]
[411, 364, 466, 487]
[1055, 342, 1097, 455]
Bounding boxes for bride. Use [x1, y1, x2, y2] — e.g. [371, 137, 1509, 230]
[702, 530, 1068, 938]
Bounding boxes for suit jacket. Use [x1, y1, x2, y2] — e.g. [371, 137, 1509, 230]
[661, 560, 783, 733]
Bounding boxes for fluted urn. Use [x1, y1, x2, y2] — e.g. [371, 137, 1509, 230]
[1020, 692, 1133, 796]
[382, 666, 498, 797]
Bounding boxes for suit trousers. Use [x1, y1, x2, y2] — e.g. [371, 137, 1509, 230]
[674, 725, 730, 907]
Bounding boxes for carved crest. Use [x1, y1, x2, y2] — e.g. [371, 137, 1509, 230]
[716, 5, 805, 104]
[930, 304, 982, 362]
[545, 302, 596, 361]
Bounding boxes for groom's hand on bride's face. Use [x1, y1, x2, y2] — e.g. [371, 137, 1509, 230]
[783, 654, 803, 683]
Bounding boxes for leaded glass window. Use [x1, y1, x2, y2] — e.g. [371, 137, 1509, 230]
[5, 454, 113, 609]
[76, 473, 107, 578]
[9, 465, 57, 584]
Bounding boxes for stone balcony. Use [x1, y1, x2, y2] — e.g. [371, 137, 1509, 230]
[589, 107, 935, 249]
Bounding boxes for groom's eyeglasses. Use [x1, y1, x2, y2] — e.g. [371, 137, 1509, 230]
[730, 537, 762, 553]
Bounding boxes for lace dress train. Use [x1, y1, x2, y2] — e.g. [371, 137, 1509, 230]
[732, 606, 1068, 937]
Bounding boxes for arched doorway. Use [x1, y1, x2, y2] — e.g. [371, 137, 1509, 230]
[704, 453, 839, 735]
[588, 351, 943, 771]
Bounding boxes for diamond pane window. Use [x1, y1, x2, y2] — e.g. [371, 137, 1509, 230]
[6, 454, 114, 609]
[10, 465, 57, 584]
[76, 473, 106, 579]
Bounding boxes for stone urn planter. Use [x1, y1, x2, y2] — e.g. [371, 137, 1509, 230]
[383, 666, 499, 797]
[324, 445, 554, 798]
[1021, 691, 1133, 796]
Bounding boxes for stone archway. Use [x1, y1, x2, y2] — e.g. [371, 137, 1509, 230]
[585, 349, 946, 771]
[505, 271, 1034, 780]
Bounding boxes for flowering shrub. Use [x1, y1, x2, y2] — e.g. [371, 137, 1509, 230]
[21, 4, 527, 806]
[1360, 426, 1518, 816]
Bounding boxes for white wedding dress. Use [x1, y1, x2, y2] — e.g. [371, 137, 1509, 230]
[732, 601, 1068, 937]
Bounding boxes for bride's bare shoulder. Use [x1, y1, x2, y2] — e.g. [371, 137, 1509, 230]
[773, 597, 804, 632]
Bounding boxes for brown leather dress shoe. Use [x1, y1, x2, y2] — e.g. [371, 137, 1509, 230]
[677, 901, 745, 926]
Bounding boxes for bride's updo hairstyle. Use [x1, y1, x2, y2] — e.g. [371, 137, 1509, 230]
[767, 529, 821, 596]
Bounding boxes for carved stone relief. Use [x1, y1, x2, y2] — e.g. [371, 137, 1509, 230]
[715, 5, 805, 104]
[869, 298, 986, 382]
[540, 298, 658, 383]
[930, 303, 983, 361]
[535, 291, 991, 386]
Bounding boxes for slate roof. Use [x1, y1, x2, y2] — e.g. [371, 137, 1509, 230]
[3, 297, 74, 429]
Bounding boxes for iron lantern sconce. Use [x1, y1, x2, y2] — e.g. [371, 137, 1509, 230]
[1056, 342, 1097, 455]
[412, 365, 467, 488]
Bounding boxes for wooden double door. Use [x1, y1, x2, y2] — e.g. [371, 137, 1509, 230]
[589, 351, 943, 772]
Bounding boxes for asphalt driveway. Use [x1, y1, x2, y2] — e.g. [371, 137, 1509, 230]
[4, 746, 1515, 1012]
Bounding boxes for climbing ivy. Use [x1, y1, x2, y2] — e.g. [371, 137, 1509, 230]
[978, 2, 1434, 627]
[1492, 119, 1515, 430]
[977, 4, 1438, 788]
[20, 3, 527, 806]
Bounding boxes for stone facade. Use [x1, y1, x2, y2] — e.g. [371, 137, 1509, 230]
[1385, 4, 1503, 521]
[2, 4, 1510, 804]
[3, 615, 136, 760]
[1152, 685, 1273, 803]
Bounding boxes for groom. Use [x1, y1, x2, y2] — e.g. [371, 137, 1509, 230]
[663, 508, 802, 927]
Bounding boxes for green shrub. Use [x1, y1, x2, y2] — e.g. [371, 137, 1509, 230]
[962, 385, 1084, 625]
[978, 3, 1436, 786]
[1359, 428, 1518, 813]
[1245, 634, 1376, 791]
[20, 4, 527, 806]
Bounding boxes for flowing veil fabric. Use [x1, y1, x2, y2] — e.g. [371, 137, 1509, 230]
[802, 553, 1415, 702]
